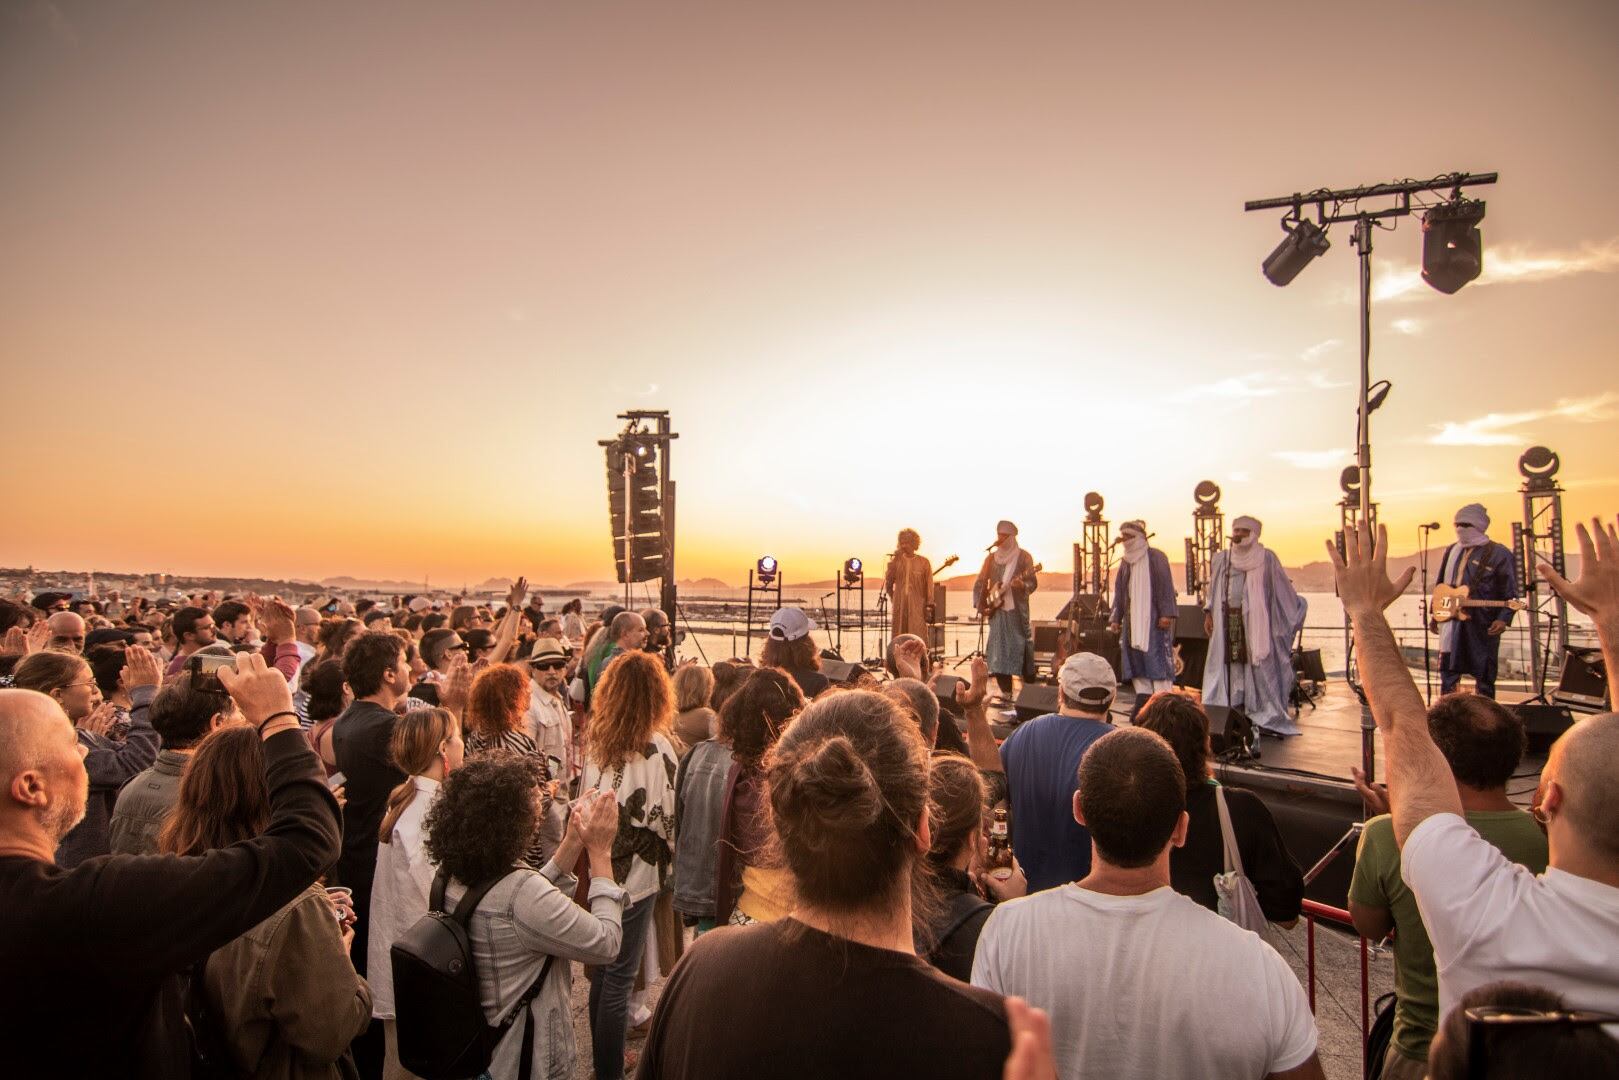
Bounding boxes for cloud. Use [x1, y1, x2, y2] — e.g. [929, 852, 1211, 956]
[1176, 341, 1350, 402]
[1390, 317, 1423, 335]
[1427, 392, 1619, 447]
[1366, 237, 1619, 304]
[1274, 447, 1351, 470]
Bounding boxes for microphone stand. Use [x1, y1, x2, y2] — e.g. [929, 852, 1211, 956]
[1419, 524, 1436, 704]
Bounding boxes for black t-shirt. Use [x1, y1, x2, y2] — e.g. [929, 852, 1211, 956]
[788, 667, 830, 700]
[921, 867, 994, 983]
[1170, 782, 1304, 923]
[637, 918, 1010, 1080]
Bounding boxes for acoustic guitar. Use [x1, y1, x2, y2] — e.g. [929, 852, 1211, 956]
[1431, 583, 1528, 624]
[979, 562, 1042, 618]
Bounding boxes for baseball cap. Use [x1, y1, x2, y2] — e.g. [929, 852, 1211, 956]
[408, 596, 433, 613]
[767, 607, 816, 642]
[1058, 652, 1117, 709]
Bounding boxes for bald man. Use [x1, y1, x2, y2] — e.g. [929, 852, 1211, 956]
[0, 654, 342, 1078]
[45, 610, 87, 654]
[1331, 516, 1619, 1020]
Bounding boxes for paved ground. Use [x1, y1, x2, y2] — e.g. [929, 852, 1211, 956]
[565, 919, 1391, 1079]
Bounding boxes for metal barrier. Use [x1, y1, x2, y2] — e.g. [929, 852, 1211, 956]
[1301, 898, 1372, 1079]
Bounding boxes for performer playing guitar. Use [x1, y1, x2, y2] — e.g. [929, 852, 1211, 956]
[973, 520, 1039, 697]
[1430, 503, 1521, 699]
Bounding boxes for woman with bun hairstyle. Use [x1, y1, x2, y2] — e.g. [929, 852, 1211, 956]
[638, 690, 1013, 1079]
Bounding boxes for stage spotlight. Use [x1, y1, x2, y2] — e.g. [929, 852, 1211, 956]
[757, 555, 778, 584]
[1084, 491, 1105, 518]
[629, 438, 657, 467]
[843, 557, 863, 584]
[1340, 465, 1363, 499]
[1262, 217, 1331, 286]
[1194, 480, 1221, 508]
[1421, 199, 1485, 295]
[1519, 445, 1561, 485]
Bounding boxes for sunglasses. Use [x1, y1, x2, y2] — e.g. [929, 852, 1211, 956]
[531, 661, 567, 671]
[1464, 1006, 1619, 1080]
[445, 643, 469, 652]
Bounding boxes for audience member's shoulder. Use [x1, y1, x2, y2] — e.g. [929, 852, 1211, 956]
[1224, 785, 1281, 822]
[1359, 812, 1395, 848]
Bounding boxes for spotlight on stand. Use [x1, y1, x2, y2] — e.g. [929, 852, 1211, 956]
[1421, 198, 1486, 295]
[1084, 491, 1105, 521]
[1262, 216, 1331, 286]
[1340, 465, 1363, 501]
[1194, 480, 1222, 509]
[1518, 445, 1561, 489]
[756, 555, 778, 585]
[843, 557, 863, 585]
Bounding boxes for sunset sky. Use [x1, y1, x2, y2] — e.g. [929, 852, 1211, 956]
[4, 1, 1617, 587]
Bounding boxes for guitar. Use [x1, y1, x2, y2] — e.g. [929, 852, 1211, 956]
[979, 562, 1042, 618]
[1431, 584, 1529, 624]
[931, 555, 960, 578]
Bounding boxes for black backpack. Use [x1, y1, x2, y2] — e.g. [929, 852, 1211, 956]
[391, 870, 554, 1080]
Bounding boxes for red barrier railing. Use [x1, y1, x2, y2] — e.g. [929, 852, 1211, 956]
[1301, 898, 1372, 1078]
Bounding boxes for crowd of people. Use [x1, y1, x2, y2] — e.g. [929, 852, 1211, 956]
[2, 517, 1617, 1079]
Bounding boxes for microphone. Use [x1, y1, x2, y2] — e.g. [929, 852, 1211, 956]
[1422, 522, 1442, 530]
[1111, 532, 1156, 547]
[984, 543, 998, 552]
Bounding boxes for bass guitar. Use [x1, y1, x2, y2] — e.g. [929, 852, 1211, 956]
[979, 562, 1042, 618]
[1431, 584, 1528, 624]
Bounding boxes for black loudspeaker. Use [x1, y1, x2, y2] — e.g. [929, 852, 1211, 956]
[1013, 683, 1060, 723]
[820, 660, 864, 685]
[1513, 703, 1575, 755]
[1293, 648, 1326, 683]
[1173, 604, 1210, 691]
[1553, 647, 1609, 712]
[1031, 621, 1065, 653]
[1203, 705, 1253, 754]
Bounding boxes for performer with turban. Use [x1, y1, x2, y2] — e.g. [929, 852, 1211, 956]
[1202, 516, 1308, 736]
[973, 520, 1038, 698]
[1109, 520, 1178, 699]
[1432, 503, 1520, 698]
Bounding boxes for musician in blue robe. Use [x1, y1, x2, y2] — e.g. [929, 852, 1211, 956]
[1110, 520, 1178, 698]
[1202, 515, 1308, 736]
[973, 520, 1038, 697]
[1433, 503, 1520, 699]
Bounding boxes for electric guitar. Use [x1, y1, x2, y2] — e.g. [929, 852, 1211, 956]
[1431, 584, 1528, 624]
[931, 555, 960, 577]
[979, 562, 1042, 618]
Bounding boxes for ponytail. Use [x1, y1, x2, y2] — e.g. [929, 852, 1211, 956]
[379, 707, 457, 843]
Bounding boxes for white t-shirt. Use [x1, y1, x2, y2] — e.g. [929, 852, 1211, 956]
[972, 884, 1317, 1080]
[1403, 812, 1619, 1017]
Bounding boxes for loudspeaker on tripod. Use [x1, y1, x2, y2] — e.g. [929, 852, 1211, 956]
[1202, 705, 1254, 755]
[1013, 684, 1060, 724]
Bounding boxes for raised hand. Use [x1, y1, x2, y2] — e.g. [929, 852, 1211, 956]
[506, 576, 529, 611]
[121, 643, 162, 691]
[438, 658, 472, 715]
[960, 656, 991, 707]
[570, 788, 621, 857]
[0, 626, 25, 656]
[1350, 765, 1390, 816]
[1325, 523, 1415, 617]
[25, 619, 51, 655]
[253, 596, 297, 644]
[216, 651, 295, 732]
[893, 637, 927, 680]
[1539, 516, 1619, 622]
[1002, 997, 1057, 1080]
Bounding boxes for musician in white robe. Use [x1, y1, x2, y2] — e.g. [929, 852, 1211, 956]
[1201, 516, 1308, 737]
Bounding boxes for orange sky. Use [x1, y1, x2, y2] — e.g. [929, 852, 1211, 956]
[4, 1, 1617, 586]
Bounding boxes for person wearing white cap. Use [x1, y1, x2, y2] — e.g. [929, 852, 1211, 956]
[1201, 516, 1308, 737]
[1109, 520, 1178, 700]
[973, 520, 1040, 697]
[761, 607, 829, 699]
[1432, 503, 1520, 699]
[997, 652, 1118, 893]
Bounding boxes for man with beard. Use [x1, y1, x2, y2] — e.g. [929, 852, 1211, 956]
[884, 528, 934, 641]
[523, 637, 577, 790]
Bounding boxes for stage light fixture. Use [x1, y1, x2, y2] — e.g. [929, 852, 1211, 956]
[1084, 491, 1105, 517]
[1261, 216, 1331, 286]
[1194, 480, 1221, 508]
[1421, 198, 1485, 295]
[843, 557, 863, 584]
[1339, 465, 1363, 499]
[1519, 445, 1561, 483]
[1364, 380, 1392, 414]
[756, 555, 778, 583]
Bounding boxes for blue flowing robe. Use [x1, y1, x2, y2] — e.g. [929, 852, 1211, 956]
[1111, 549, 1178, 682]
[1437, 540, 1519, 697]
[1201, 549, 1308, 735]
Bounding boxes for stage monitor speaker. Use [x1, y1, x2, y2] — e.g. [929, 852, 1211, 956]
[1513, 703, 1576, 755]
[1293, 648, 1326, 683]
[1202, 705, 1253, 755]
[1032, 621, 1064, 654]
[1552, 646, 1609, 712]
[820, 660, 864, 685]
[1175, 604, 1208, 639]
[1014, 684, 1060, 724]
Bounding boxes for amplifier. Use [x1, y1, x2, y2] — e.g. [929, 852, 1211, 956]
[1512, 703, 1575, 755]
[1552, 647, 1609, 712]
